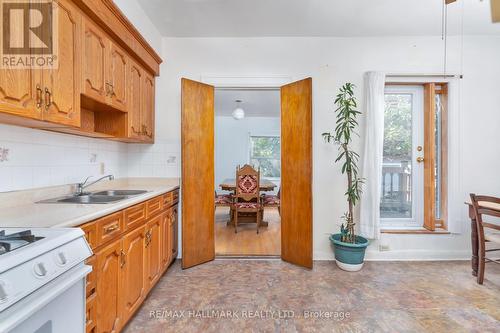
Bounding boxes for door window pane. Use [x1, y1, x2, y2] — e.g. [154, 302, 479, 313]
[435, 94, 442, 220]
[381, 94, 413, 218]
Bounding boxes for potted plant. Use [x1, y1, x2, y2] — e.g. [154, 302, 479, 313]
[322, 83, 369, 272]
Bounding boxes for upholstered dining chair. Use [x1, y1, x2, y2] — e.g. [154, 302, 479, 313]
[215, 191, 232, 207]
[470, 193, 500, 284]
[262, 187, 281, 216]
[233, 164, 262, 234]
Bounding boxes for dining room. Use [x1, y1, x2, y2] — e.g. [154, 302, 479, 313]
[214, 88, 282, 257]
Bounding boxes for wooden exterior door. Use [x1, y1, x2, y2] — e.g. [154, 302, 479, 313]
[108, 42, 128, 111]
[181, 78, 215, 269]
[121, 226, 146, 324]
[280, 78, 313, 269]
[82, 18, 107, 103]
[128, 61, 143, 140]
[96, 238, 122, 333]
[43, 0, 80, 127]
[145, 215, 162, 290]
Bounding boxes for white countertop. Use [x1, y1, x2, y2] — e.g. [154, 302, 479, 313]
[0, 178, 180, 228]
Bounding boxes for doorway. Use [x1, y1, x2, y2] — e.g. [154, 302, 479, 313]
[214, 88, 281, 256]
[181, 78, 312, 269]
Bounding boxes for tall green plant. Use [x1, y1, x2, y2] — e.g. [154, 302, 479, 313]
[322, 83, 365, 244]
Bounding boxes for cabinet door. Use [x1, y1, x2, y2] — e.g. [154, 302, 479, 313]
[43, 0, 81, 127]
[82, 18, 107, 103]
[108, 42, 127, 111]
[127, 61, 142, 139]
[141, 71, 155, 142]
[161, 210, 171, 271]
[96, 238, 122, 333]
[121, 225, 146, 324]
[146, 214, 162, 290]
[171, 205, 178, 261]
[0, 67, 40, 120]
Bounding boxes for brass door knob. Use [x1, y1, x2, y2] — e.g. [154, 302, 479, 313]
[416, 157, 424, 163]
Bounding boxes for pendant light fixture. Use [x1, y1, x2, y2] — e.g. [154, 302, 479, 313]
[232, 100, 245, 120]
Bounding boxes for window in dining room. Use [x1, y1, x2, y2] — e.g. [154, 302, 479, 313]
[249, 136, 281, 178]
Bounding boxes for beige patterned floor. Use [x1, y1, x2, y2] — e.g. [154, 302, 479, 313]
[123, 260, 500, 333]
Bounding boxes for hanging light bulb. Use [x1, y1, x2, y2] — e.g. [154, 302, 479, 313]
[232, 100, 245, 120]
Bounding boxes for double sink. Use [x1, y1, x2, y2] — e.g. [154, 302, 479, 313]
[38, 190, 148, 204]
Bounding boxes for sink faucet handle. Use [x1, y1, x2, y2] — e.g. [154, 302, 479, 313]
[80, 176, 92, 187]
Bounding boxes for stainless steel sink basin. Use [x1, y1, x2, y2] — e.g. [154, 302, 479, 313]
[57, 195, 127, 204]
[92, 190, 148, 196]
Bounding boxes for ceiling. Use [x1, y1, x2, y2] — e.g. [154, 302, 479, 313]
[215, 89, 280, 117]
[137, 0, 500, 37]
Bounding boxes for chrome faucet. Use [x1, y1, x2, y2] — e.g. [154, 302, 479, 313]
[76, 175, 114, 196]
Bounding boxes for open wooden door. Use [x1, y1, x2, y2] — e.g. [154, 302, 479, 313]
[280, 78, 313, 269]
[181, 78, 215, 269]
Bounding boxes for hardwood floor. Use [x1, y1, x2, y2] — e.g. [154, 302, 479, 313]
[123, 260, 500, 333]
[215, 207, 281, 256]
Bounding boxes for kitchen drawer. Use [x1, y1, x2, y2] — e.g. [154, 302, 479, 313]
[81, 222, 97, 250]
[124, 202, 146, 230]
[146, 196, 163, 218]
[86, 292, 97, 333]
[96, 211, 124, 246]
[162, 192, 173, 207]
[172, 189, 179, 203]
[85, 255, 97, 298]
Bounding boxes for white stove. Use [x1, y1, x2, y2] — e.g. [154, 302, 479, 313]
[0, 227, 92, 333]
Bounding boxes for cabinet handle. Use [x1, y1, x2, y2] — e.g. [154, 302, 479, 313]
[44, 88, 52, 109]
[105, 82, 111, 96]
[120, 250, 126, 268]
[36, 85, 43, 108]
[110, 83, 115, 97]
[104, 224, 119, 234]
[145, 230, 151, 247]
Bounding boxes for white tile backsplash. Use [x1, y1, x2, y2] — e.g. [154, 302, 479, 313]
[0, 124, 181, 192]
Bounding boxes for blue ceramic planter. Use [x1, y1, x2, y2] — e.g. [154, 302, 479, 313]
[330, 233, 369, 271]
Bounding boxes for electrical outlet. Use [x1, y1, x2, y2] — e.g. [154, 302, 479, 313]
[379, 244, 390, 252]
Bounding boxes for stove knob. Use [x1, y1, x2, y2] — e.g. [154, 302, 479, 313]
[34, 262, 48, 277]
[56, 252, 67, 266]
[0, 281, 9, 302]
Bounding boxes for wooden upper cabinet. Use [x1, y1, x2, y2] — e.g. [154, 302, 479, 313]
[96, 238, 122, 333]
[0, 67, 41, 120]
[127, 61, 143, 140]
[141, 72, 155, 142]
[121, 226, 146, 324]
[42, 0, 81, 127]
[108, 42, 128, 111]
[82, 18, 107, 103]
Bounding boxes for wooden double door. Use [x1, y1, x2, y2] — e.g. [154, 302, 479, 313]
[181, 78, 313, 269]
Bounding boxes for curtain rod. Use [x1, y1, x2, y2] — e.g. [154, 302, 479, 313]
[386, 73, 463, 79]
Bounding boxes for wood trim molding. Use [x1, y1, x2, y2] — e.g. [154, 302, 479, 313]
[74, 0, 162, 76]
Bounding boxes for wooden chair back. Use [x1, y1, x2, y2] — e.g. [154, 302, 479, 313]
[235, 164, 260, 202]
[470, 194, 500, 231]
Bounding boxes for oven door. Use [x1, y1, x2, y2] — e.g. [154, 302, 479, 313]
[0, 264, 91, 333]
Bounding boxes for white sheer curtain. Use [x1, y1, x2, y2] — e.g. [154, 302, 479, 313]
[359, 72, 386, 239]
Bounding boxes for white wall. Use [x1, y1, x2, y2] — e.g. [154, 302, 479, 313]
[215, 116, 280, 194]
[0, 124, 128, 191]
[150, 35, 500, 260]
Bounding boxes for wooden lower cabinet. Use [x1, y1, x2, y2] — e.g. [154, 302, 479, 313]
[121, 225, 147, 324]
[83, 192, 178, 333]
[145, 214, 162, 291]
[96, 238, 122, 333]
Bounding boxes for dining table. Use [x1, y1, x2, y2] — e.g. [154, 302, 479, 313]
[219, 178, 277, 192]
[219, 178, 277, 227]
[465, 200, 500, 277]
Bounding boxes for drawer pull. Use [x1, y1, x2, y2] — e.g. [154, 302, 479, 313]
[104, 224, 119, 234]
[120, 250, 126, 268]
